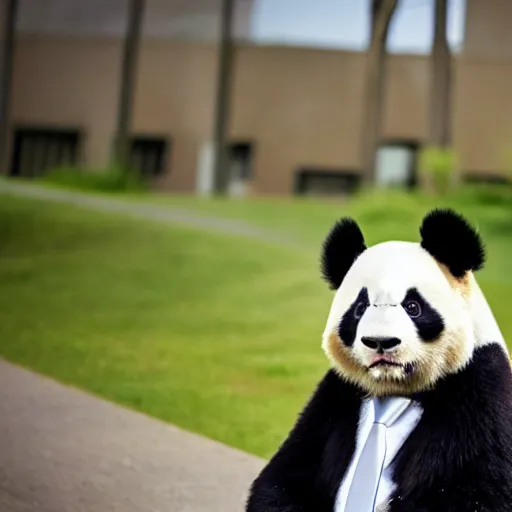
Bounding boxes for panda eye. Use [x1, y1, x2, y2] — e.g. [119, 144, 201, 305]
[404, 300, 422, 318]
[353, 302, 367, 320]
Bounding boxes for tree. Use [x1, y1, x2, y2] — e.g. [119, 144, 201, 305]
[0, 0, 18, 174]
[212, 0, 235, 194]
[429, 0, 451, 147]
[114, 0, 145, 171]
[360, 0, 399, 186]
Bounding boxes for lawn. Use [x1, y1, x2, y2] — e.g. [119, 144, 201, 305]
[1, 186, 512, 459]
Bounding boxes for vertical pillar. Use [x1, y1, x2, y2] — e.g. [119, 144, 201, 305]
[114, 0, 145, 171]
[212, 0, 235, 194]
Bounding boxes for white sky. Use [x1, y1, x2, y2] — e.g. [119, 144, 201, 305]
[251, 0, 466, 53]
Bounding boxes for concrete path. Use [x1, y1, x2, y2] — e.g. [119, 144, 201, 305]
[0, 359, 265, 512]
[0, 180, 299, 248]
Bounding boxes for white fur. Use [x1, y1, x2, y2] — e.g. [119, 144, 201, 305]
[467, 273, 506, 349]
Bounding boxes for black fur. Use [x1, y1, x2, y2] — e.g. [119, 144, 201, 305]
[338, 287, 370, 347]
[402, 287, 445, 342]
[321, 218, 367, 290]
[246, 343, 512, 512]
[420, 209, 485, 278]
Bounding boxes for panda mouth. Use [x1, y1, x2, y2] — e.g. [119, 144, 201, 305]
[369, 358, 402, 369]
[368, 359, 416, 375]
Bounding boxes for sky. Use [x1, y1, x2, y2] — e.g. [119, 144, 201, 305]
[251, 0, 466, 54]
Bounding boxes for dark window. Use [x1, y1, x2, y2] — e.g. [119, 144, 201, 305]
[129, 136, 169, 177]
[10, 126, 81, 177]
[294, 168, 361, 196]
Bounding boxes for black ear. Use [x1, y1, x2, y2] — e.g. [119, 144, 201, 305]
[420, 208, 485, 278]
[321, 218, 367, 290]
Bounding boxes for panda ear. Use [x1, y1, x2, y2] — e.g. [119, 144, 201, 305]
[321, 218, 367, 290]
[420, 208, 485, 278]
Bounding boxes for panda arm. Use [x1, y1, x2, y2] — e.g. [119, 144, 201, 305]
[246, 370, 360, 512]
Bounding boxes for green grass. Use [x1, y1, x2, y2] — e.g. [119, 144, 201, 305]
[1, 186, 512, 458]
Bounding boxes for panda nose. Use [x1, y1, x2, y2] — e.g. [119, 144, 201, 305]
[361, 336, 401, 352]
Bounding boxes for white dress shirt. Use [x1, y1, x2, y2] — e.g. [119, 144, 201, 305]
[334, 397, 423, 511]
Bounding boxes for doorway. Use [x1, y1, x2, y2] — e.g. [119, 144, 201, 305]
[375, 141, 419, 189]
[227, 141, 253, 197]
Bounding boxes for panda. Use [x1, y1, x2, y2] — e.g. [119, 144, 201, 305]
[246, 208, 512, 512]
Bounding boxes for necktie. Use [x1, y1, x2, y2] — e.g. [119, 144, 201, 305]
[344, 397, 411, 512]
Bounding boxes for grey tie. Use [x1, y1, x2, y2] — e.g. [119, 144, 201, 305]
[344, 397, 411, 512]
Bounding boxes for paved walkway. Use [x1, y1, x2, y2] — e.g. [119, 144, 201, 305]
[0, 180, 299, 248]
[0, 360, 265, 512]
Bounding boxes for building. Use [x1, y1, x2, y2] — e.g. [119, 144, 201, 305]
[4, 0, 512, 195]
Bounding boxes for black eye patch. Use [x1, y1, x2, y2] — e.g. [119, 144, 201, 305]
[338, 287, 370, 347]
[401, 287, 445, 342]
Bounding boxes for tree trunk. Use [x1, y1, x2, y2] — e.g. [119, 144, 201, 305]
[360, 0, 398, 186]
[212, 0, 235, 195]
[0, 0, 17, 175]
[114, 0, 145, 171]
[429, 0, 451, 147]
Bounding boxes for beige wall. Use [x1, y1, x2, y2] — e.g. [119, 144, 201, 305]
[454, 60, 512, 174]
[464, 0, 512, 62]
[9, 35, 512, 194]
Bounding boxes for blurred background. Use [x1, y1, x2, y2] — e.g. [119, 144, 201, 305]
[2, 0, 511, 195]
[1, 0, 512, 506]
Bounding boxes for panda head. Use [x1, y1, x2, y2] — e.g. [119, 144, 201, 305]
[321, 208, 503, 396]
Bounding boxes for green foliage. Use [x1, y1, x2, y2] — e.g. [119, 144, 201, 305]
[1, 190, 512, 458]
[41, 165, 149, 193]
[419, 146, 457, 195]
